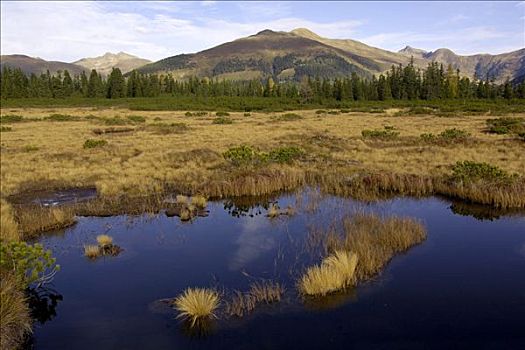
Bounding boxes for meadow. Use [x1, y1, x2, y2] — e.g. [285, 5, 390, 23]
[1, 103, 524, 348]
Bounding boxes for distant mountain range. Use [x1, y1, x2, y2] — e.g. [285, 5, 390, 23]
[2, 28, 523, 83]
[0, 52, 150, 76]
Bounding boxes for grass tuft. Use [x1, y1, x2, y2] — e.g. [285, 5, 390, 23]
[96, 234, 113, 247]
[299, 250, 358, 296]
[191, 195, 207, 209]
[84, 244, 100, 259]
[0, 272, 32, 350]
[174, 288, 220, 327]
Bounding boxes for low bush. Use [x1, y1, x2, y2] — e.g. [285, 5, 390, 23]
[44, 113, 80, 121]
[212, 117, 233, 124]
[362, 127, 399, 139]
[0, 115, 24, 123]
[104, 117, 129, 126]
[439, 128, 471, 140]
[216, 111, 230, 117]
[451, 161, 513, 183]
[315, 110, 327, 114]
[185, 111, 208, 117]
[272, 113, 303, 121]
[126, 115, 146, 123]
[223, 145, 259, 165]
[23, 145, 39, 152]
[83, 139, 107, 149]
[1, 126, 12, 132]
[268, 146, 303, 163]
[243, 112, 251, 117]
[147, 122, 188, 134]
[0, 241, 60, 287]
[486, 117, 525, 135]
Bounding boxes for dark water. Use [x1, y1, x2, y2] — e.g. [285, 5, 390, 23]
[31, 191, 525, 349]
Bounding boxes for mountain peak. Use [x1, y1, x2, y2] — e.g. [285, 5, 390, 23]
[290, 28, 322, 40]
[398, 45, 427, 57]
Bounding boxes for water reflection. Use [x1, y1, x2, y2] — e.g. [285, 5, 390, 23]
[448, 199, 525, 221]
[302, 288, 358, 311]
[27, 287, 63, 325]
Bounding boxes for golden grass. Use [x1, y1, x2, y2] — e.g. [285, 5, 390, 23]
[327, 213, 427, 281]
[0, 199, 20, 241]
[84, 244, 101, 259]
[0, 272, 32, 350]
[176, 195, 189, 205]
[15, 206, 76, 238]
[190, 195, 207, 209]
[225, 281, 284, 318]
[0, 108, 523, 207]
[267, 204, 280, 218]
[299, 250, 358, 296]
[174, 288, 220, 327]
[96, 234, 113, 247]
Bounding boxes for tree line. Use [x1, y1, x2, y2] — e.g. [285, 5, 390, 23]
[1, 60, 523, 100]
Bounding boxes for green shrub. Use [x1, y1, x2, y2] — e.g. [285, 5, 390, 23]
[327, 110, 340, 115]
[486, 117, 525, 135]
[126, 115, 146, 123]
[362, 127, 399, 139]
[104, 117, 129, 126]
[272, 113, 303, 122]
[419, 133, 435, 141]
[213, 117, 233, 124]
[0, 115, 24, 123]
[216, 111, 230, 117]
[439, 128, 471, 140]
[23, 145, 39, 152]
[147, 122, 188, 134]
[44, 113, 80, 121]
[0, 126, 12, 132]
[83, 139, 107, 149]
[154, 117, 162, 121]
[315, 110, 327, 114]
[339, 109, 350, 113]
[407, 107, 433, 115]
[223, 145, 259, 165]
[451, 161, 512, 183]
[244, 112, 251, 117]
[0, 241, 60, 287]
[268, 146, 303, 163]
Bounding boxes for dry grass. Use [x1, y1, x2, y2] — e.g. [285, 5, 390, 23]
[96, 234, 113, 247]
[0, 108, 523, 207]
[225, 281, 284, 318]
[84, 244, 101, 259]
[327, 213, 427, 281]
[267, 204, 280, 218]
[174, 288, 220, 327]
[299, 250, 358, 296]
[0, 272, 32, 350]
[14, 205, 76, 238]
[176, 195, 189, 205]
[190, 195, 207, 209]
[0, 199, 20, 241]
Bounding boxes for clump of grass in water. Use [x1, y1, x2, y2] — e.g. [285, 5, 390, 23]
[225, 281, 284, 318]
[174, 288, 220, 327]
[176, 195, 189, 205]
[299, 250, 358, 296]
[328, 214, 427, 281]
[96, 234, 113, 247]
[84, 245, 100, 259]
[267, 204, 280, 218]
[191, 195, 207, 209]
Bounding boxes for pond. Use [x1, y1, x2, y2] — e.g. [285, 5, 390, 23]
[29, 190, 525, 349]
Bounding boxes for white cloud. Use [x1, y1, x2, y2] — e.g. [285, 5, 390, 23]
[0, 1, 362, 62]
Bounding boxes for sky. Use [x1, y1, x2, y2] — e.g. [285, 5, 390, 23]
[1, 1, 524, 62]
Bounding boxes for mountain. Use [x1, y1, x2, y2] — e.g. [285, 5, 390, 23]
[73, 52, 151, 75]
[137, 28, 524, 83]
[0, 54, 85, 76]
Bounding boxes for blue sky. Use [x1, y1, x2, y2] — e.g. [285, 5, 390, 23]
[1, 1, 524, 62]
